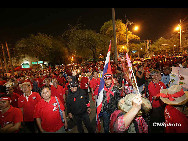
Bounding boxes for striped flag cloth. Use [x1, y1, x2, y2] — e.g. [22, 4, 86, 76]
[96, 41, 111, 132]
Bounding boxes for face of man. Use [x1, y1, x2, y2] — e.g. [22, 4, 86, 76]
[138, 66, 143, 71]
[0, 100, 10, 110]
[152, 72, 161, 83]
[22, 83, 32, 94]
[93, 72, 98, 78]
[104, 77, 112, 87]
[67, 76, 72, 83]
[70, 86, 78, 93]
[41, 87, 51, 102]
[52, 79, 58, 87]
[44, 79, 50, 86]
[8, 87, 14, 94]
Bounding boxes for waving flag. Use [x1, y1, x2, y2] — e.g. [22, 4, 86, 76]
[96, 41, 111, 132]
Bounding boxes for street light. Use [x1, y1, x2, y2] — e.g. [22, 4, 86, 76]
[175, 26, 180, 31]
[133, 25, 139, 31]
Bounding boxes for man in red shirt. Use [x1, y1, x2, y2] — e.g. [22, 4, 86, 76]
[0, 94, 23, 133]
[34, 86, 67, 133]
[89, 71, 100, 103]
[80, 73, 89, 100]
[5, 82, 20, 108]
[65, 76, 73, 95]
[57, 73, 66, 86]
[148, 69, 166, 133]
[51, 78, 66, 106]
[18, 81, 41, 133]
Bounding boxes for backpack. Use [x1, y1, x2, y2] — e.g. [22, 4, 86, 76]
[109, 110, 125, 133]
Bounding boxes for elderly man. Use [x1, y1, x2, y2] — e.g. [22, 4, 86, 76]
[18, 81, 41, 133]
[34, 86, 67, 133]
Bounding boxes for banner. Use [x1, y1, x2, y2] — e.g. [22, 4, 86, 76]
[170, 67, 188, 90]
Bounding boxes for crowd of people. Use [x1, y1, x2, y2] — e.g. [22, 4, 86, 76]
[0, 54, 188, 133]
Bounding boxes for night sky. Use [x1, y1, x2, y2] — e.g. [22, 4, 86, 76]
[0, 8, 187, 44]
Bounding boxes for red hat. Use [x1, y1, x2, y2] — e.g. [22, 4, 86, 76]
[104, 73, 112, 80]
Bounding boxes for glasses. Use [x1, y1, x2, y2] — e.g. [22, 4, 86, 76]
[104, 77, 112, 80]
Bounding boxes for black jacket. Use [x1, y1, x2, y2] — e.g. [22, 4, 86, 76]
[102, 85, 121, 115]
[66, 88, 89, 115]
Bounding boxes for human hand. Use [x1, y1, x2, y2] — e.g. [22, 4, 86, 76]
[87, 108, 91, 114]
[68, 113, 73, 119]
[132, 94, 142, 111]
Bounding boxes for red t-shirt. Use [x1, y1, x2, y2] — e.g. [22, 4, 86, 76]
[35, 77, 44, 88]
[0, 106, 23, 132]
[0, 80, 6, 85]
[164, 105, 188, 133]
[89, 78, 100, 96]
[80, 77, 89, 89]
[51, 85, 65, 105]
[18, 92, 41, 121]
[148, 81, 166, 108]
[10, 92, 20, 108]
[57, 76, 66, 86]
[34, 96, 65, 132]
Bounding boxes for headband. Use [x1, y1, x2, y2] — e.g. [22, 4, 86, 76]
[104, 74, 112, 79]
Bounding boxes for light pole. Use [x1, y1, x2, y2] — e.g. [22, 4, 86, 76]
[125, 18, 133, 53]
[174, 19, 182, 54]
[125, 16, 139, 54]
[112, 8, 118, 64]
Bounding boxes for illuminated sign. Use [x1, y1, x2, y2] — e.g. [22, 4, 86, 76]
[32, 62, 38, 64]
[38, 61, 43, 64]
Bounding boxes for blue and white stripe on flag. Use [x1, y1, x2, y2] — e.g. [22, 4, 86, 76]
[96, 40, 111, 132]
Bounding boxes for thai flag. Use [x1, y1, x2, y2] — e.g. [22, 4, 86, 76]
[96, 41, 111, 132]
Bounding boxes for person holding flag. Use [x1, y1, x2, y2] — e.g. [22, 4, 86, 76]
[96, 41, 121, 133]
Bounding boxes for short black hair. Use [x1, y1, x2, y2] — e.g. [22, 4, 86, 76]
[41, 85, 51, 91]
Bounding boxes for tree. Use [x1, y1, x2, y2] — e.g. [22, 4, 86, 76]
[15, 33, 68, 65]
[100, 19, 140, 45]
[150, 37, 169, 55]
[150, 32, 188, 55]
[15, 33, 53, 60]
[63, 27, 110, 63]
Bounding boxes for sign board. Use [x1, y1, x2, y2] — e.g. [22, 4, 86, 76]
[170, 67, 188, 90]
[21, 63, 30, 68]
[32, 62, 38, 64]
[38, 61, 43, 64]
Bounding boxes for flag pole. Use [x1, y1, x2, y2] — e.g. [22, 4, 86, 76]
[125, 53, 140, 95]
